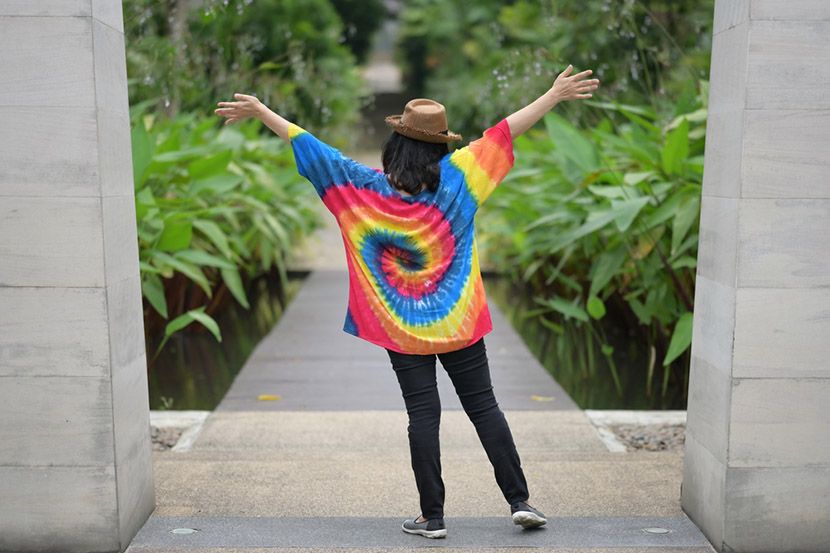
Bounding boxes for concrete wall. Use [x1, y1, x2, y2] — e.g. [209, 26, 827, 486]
[682, 1, 830, 552]
[0, 2, 155, 552]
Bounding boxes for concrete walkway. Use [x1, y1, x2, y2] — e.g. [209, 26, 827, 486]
[126, 204, 715, 552]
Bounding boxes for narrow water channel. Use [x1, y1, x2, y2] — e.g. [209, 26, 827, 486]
[484, 274, 688, 410]
[145, 273, 307, 410]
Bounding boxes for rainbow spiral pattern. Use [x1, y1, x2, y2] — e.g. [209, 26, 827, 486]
[289, 120, 513, 354]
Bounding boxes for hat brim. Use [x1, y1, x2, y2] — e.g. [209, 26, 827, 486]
[385, 115, 462, 143]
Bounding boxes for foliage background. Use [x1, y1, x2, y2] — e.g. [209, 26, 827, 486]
[396, 0, 715, 406]
[125, 0, 384, 346]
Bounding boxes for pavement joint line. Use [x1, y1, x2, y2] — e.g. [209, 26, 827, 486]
[150, 410, 211, 453]
[130, 516, 712, 549]
[583, 410, 687, 453]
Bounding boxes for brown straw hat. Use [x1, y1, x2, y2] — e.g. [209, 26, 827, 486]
[385, 98, 462, 143]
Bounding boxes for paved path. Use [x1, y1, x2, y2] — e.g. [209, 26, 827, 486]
[127, 27, 713, 550]
[127, 202, 715, 552]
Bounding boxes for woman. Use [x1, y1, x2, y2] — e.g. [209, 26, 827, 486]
[215, 64, 598, 539]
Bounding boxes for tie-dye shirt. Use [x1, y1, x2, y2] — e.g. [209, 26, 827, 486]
[288, 119, 514, 354]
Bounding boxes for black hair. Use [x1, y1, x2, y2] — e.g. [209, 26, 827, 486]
[381, 131, 449, 195]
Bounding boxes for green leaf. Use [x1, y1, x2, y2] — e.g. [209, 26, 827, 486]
[153, 145, 214, 163]
[623, 171, 654, 186]
[187, 149, 233, 179]
[663, 312, 694, 366]
[588, 243, 628, 297]
[175, 249, 236, 270]
[538, 316, 564, 335]
[671, 196, 700, 255]
[587, 296, 606, 319]
[661, 117, 690, 175]
[193, 219, 233, 259]
[151, 251, 212, 297]
[628, 297, 652, 325]
[544, 112, 599, 173]
[543, 296, 589, 322]
[611, 196, 651, 232]
[131, 120, 155, 188]
[220, 267, 250, 309]
[601, 344, 614, 356]
[189, 174, 244, 195]
[156, 219, 193, 251]
[587, 184, 632, 199]
[141, 274, 168, 319]
[188, 308, 222, 342]
[135, 187, 156, 221]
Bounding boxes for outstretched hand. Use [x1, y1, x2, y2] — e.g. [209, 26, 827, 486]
[550, 65, 599, 102]
[215, 93, 265, 125]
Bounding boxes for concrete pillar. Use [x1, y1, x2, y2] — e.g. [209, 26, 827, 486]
[682, 1, 830, 552]
[0, 2, 155, 552]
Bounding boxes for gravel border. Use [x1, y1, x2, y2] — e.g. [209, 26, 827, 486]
[583, 410, 687, 453]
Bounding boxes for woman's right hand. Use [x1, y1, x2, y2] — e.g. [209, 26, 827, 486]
[215, 93, 266, 125]
[549, 65, 599, 102]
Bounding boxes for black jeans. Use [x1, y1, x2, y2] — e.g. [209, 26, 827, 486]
[386, 337, 529, 519]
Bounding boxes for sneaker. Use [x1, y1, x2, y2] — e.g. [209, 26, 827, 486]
[402, 517, 447, 539]
[511, 501, 547, 529]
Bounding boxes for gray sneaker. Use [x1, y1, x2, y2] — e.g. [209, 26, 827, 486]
[401, 517, 447, 539]
[511, 501, 547, 529]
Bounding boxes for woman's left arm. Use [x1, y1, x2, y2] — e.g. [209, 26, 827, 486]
[215, 93, 291, 142]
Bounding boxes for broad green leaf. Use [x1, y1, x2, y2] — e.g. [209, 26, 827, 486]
[136, 187, 156, 206]
[623, 171, 654, 186]
[131, 120, 155, 188]
[193, 219, 233, 259]
[611, 196, 651, 232]
[216, 127, 246, 150]
[588, 243, 628, 297]
[661, 117, 690, 175]
[151, 251, 212, 297]
[601, 344, 614, 356]
[220, 267, 250, 309]
[188, 308, 222, 342]
[189, 174, 244, 195]
[671, 196, 700, 255]
[663, 312, 694, 366]
[141, 274, 168, 319]
[543, 296, 589, 322]
[544, 112, 599, 173]
[164, 312, 197, 336]
[587, 184, 632, 199]
[153, 145, 214, 163]
[156, 219, 192, 251]
[135, 187, 155, 221]
[643, 189, 690, 230]
[671, 255, 697, 270]
[175, 249, 236, 270]
[538, 316, 564, 335]
[587, 296, 606, 319]
[628, 297, 652, 325]
[188, 149, 233, 179]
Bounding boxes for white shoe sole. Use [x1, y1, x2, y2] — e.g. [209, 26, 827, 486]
[402, 522, 447, 539]
[513, 511, 547, 529]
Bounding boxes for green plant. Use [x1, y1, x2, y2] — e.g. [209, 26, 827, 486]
[397, 0, 713, 139]
[124, 0, 368, 146]
[131, 107, 322, 351]
[479, 82, 707, 399]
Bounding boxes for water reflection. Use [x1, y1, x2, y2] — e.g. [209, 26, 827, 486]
[145, 273, 307, 410]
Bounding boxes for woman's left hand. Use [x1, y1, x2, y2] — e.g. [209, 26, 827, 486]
[215, 93, 265, 124]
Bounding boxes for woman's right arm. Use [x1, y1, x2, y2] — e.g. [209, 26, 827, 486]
[505, 64, 599, 140]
